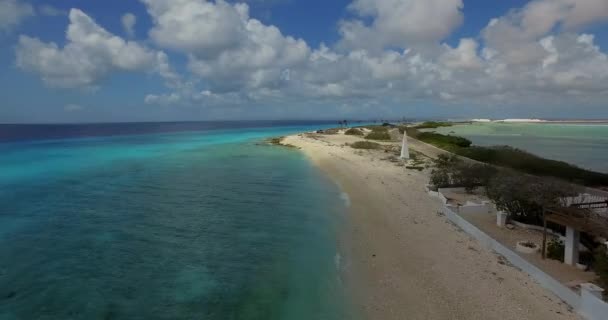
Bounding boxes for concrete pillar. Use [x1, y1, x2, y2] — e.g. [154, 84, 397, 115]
[564, 226, 580, 266]
[496, 211, 508, 227]
[400, 132, 410, 159]
[580, 283, 605, 299]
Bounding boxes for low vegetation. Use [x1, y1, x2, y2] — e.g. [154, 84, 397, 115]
[268, 137, 284, 145]
[408, 126, 608, 187]
[416, 132, 472, 148]
[458, 146, 608, 186]
[547, 238, 565, 261]
[593, 247, 608, 298]
[414, 121, 453, 129]
[365, 131, 391, 141]
[423, 125, 608, 292]
[488, 171, 578, 225]
[344, 128, 364, 136]
[406, 166, 424, 171]
[350, 141, 382, 150]
[316, 128, 340, 135]
[430, 154, 496, 193]
[430, 153, 578, 225]
[365, 125, 390, 132]
[267, 136, 298, 149]
[362, 126, 391, 140]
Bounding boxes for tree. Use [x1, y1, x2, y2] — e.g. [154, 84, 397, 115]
[429, 154, 496, 192]
[485, 171, 579, 225]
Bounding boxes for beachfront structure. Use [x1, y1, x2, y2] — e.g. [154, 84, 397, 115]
[400, 132, 409, 159]
[542, 199, 608, 266]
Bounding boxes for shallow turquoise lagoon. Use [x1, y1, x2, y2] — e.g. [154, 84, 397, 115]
[431, 122, 608, 173]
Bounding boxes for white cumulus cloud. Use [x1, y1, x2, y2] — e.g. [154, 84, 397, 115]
[121, 12, 137, 37]
[10, 0, 608, 114]
[15, 9, 168, 88]
[0, 0, 34, 31]
[142, 0, 247, 58]
[339, 0, 464, 51]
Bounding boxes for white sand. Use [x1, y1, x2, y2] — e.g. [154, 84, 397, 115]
[282, 132, 579, 320]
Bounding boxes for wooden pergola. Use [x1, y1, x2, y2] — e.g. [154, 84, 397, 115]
[542, 200, 608, 265]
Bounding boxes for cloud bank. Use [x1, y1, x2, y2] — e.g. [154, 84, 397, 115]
[13, 0, 608, 113]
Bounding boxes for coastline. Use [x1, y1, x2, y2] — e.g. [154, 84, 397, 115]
[282, 131, 579, 320]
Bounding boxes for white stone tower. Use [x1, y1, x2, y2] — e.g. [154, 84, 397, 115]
[400, 131, 410, 159]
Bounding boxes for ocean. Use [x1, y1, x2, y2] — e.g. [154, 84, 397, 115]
[430, 122, 608, 173]
[0, 121, 354, 320]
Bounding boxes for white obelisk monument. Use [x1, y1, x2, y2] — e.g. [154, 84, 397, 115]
[400, 131, 410, 159]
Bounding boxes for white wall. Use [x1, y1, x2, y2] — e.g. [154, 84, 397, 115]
[433, 187, 608, 320]
[581, 288, 608, 320]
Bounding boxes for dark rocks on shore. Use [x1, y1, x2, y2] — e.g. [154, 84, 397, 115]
[266, 136, 300, 149]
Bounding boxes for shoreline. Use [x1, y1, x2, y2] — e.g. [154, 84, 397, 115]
[282, 131, 579, 320]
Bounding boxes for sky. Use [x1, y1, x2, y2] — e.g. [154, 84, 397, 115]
[1, 0, 608, 123]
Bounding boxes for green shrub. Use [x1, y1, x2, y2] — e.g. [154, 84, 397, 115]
[351, 141, 382, 150]
[344, 128, 364, 136]
[593, 246, 608, 298]
[416, 132, 472, 148]
[415, 121, 453, 129]
[316, 128, 340, 134]
[268, 137, 284, 145]
[547, 238, 565, 261]
[485, 172, 579, 225]
[430, 155, 460, 188]
[406, 166, 424, 171]
[429, 154, 496, 192]
[365, 131, 391, 141]
[457, 146, 608, 186]
[407, 126, 608, 187]
[453, 163, 498, 193]
[366, 126, 389, 132]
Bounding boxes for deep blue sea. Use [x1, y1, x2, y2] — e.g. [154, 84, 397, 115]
[0, 121, 354, 320]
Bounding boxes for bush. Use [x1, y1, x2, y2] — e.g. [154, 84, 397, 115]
[429, 154, 496, 192]
[406, 166, 424, 171]
[365, 131, 391, 141]
[430, 169, 450, 188]
[593, 247, 608, 297]
[485, 172, 579, 225]
[416, 132, 472, 148]
[458, 146, 608, 186]
[344, 128, 364, 136]
[453, 163, 498, 193]
[351, 141, 382, 150]
[316, 128, 340, 135]
[366, 126, 389, 132]
[415, 121, 453, 129]
[547, 238, 565, 261]
[268, 137, 284, 145]
[407, 126, 608, 187]
[430, 154, 460, 188]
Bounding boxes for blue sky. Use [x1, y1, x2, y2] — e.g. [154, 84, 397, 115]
[1, 0, 608, 123]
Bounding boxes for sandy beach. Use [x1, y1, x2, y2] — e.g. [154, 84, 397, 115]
[282, 131, 579, 320]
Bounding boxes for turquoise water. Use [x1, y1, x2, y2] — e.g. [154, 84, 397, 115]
[0, 124, 353, 319]
[431, 122, 608, 173]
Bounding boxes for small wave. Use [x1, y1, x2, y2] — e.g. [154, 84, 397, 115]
[339, 192, 351, 207]
[334, 253, 342, 270]
[498, 119, 546, 123]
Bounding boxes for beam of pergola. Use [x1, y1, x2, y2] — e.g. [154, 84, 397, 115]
[542, 202, 608, 265]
